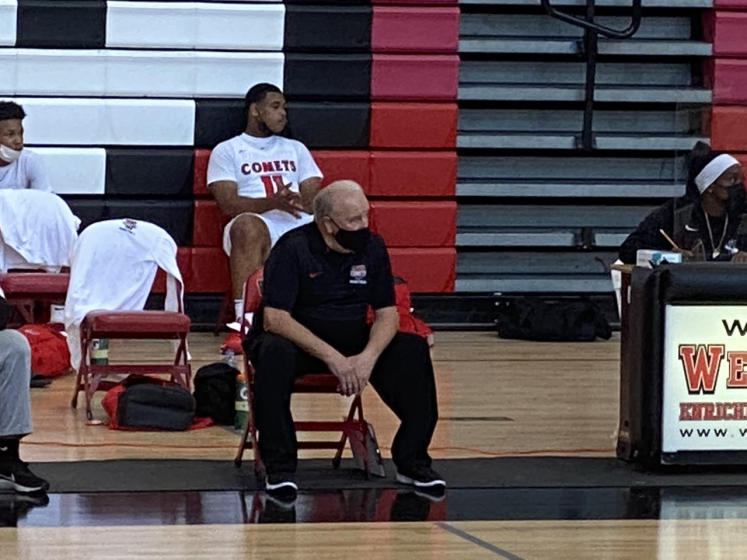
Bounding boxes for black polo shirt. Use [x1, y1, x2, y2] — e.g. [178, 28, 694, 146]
[255, 222, 395, 350]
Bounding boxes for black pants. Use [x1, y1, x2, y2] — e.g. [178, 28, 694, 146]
[247, 331, 438, 475]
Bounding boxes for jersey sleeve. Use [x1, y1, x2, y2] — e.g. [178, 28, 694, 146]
[295, 142, 323, 183]
[207, 142, 238, 186]
[27, 152, 53, 192]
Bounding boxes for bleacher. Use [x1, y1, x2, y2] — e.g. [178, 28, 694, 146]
[1, 0, 741, 327]
[456, 0, 713, 299]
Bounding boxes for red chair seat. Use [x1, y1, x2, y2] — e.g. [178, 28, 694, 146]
[0, 273, 70, 295]
[294, 373, 340, 392]
[84, 310, 191, 334]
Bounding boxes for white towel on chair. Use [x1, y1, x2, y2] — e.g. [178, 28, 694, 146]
[0, 189, 80, 273]
[64, 219, 184, 371]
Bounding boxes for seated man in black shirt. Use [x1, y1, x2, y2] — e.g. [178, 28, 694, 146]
[244, 180, 443, 500]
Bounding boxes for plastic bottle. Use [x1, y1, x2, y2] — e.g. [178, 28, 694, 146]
[91, 338, 109, 365]
[235, 371, 249, 430]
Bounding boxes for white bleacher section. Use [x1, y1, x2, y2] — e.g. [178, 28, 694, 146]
[456, 0, 712, 293]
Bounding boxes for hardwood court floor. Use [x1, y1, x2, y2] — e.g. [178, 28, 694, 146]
[21, 331, 622, 462]
[4, 519, 747, 559]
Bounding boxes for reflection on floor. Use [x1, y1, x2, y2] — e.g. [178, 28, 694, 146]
[5, 486, 747, 528]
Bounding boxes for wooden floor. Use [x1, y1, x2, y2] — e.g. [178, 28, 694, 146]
[5, 332, 742, 559]
[22, 331, 622, 462]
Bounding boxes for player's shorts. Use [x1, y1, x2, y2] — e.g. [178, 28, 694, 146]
[222, 209, 314, 256]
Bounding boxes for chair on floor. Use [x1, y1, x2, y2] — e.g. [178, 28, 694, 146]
[0, 272, 70, 325]
[66, 219, 192, 420]
[234, 268, 374, 479]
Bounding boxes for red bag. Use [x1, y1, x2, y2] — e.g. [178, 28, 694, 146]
[17, 324, 71, 378]
[367, 278, 434, 347]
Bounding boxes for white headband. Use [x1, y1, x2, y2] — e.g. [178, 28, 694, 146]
[695, 154, 740, 194]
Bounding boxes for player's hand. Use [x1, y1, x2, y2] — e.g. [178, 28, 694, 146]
[328, 355, 361, 397]
[272, 178, 304, 218]
[348, 352, 376, 394]
[733, 251, 747, 263]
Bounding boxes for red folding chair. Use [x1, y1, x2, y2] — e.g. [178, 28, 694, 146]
[234, 268, 373, 479]
[0, 272, 70, 325]
[70, 294, 192, 421]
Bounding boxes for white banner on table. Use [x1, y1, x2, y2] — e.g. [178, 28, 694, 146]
[663, 305, 747, 452]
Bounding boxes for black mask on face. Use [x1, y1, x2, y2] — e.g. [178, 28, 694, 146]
[727, 183, 746, 216]
[330, 218, 371, 253]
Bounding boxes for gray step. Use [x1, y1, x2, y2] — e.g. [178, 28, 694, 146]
[461, 13, 693, 40]
[458, 133, 704, 151]
[459, 60, 712, 104]
[459, 85, 711, 104]
[456, 250, 618, 292]
[459, 154, 687, 182]
[456, 229, 629, 246]
[459, 108, 699, 134]
[456, 275, 615, 292]
[456, 181, 686, 198]
[459, 38, 712, 56]
[458, 204, 655, 228]
[460, 0, 711, 8]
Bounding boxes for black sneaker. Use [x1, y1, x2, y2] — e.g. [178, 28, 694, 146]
[396, 466, 446, 490]
[0, 461, 50, 494]
[265, 473, 298, 502]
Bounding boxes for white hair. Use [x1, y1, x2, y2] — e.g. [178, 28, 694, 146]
[313, 180, 365, 219]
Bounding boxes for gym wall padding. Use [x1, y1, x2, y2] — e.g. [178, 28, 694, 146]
[371, 55, 459, 100]
[16, 98, 196, 146]
[369, 151, 456, 197]
[66, 198, 194, 246]
[0, 50, 285, 97]
[284, 5, 371, 52]
[105, 148, 194, 197]
[16, 0, 106, 48]
[370, 201, 456, 247]
[371, 7, 459, 53]
[31, 147, 106, 195]
[3, 0, 460, 295]
[370, 103, 458, 148]
[106, 2, 285, 50]
[0, 1, 15, 46]
[284, 54, 371, 100]
[710, 107, 747, 151]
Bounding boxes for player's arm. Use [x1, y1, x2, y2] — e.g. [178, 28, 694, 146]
[299, 177, 321, 214]
[210, 181, 282, 218]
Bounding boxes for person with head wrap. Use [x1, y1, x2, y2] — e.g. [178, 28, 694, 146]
[619, 142, 747, 264]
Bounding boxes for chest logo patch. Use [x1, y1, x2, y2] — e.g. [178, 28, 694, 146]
[350, 265, 367, 285]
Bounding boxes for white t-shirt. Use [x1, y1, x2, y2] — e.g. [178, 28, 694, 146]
[207, 134, 322, 198]
[0, 149, 53, 192]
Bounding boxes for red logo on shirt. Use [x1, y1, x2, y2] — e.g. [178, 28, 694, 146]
[240, 160, 297, 176]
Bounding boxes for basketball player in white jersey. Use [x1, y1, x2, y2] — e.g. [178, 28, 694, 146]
[0, 102, 52, 192]
[207, 84, 322, 352]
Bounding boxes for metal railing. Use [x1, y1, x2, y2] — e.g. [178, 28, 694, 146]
[541, 0, 643, 150]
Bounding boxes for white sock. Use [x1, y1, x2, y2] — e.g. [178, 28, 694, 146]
[234, 300, 244, 323]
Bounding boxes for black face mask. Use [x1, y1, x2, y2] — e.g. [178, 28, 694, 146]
[330, 218, 371, 253]
[727, 183, 746, 215]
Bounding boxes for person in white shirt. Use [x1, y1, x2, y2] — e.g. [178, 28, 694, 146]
[0, 102, 52, 192]
[207, 83, 322, 349]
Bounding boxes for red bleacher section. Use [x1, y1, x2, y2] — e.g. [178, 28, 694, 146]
[185, 5, 458, 294]
[706, 6, 747, 168]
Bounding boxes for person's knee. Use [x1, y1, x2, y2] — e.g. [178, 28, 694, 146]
[252, 334, 298, 384]
[391, 332, 430, 362]
[229, 215, 270, 253]
[0, 330, 31, 360]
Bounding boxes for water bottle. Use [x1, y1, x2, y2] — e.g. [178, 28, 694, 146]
[235, 371, 249, 431]
[222, 349, 237, 369]
[91, 338, 109, 365]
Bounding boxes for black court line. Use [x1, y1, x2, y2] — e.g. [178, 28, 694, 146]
[440, 416, 514, 422]
[436, 522, 525, 560]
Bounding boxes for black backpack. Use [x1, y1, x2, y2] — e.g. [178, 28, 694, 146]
[117, 381, 196, 431]
[495, 297, 612, 342]
[193, 363, 238, 425]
